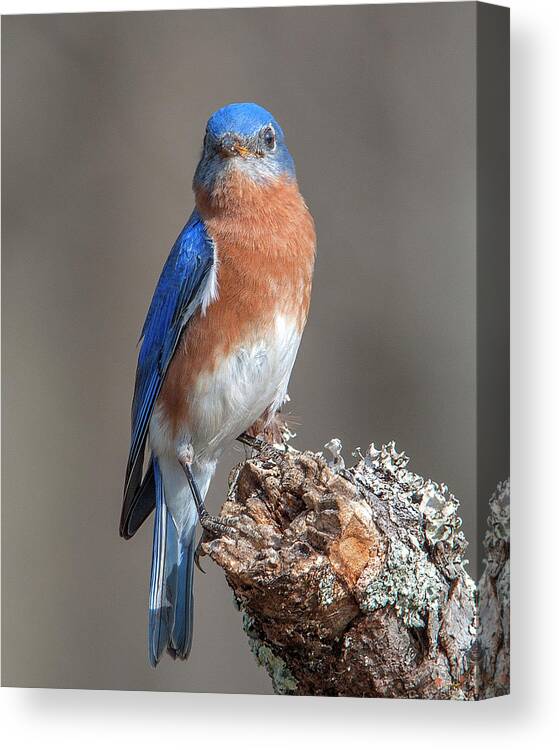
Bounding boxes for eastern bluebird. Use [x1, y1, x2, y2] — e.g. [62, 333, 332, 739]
[120, 103, 316, 666]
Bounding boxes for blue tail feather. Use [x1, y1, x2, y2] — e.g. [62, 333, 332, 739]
[169, 528, 195, 660]
[148, 458, 196, 667]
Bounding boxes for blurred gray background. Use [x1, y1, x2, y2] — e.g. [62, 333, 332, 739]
[2, 3, 492, 692]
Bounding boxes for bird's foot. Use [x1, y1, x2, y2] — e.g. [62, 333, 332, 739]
[194, 512, 236, 574]
[236, 432, 287, 462]
[199, 509, 235, 536]
[260, 442, 289, 464]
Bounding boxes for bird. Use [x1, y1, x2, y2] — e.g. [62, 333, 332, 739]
[120, 103, 316, 667]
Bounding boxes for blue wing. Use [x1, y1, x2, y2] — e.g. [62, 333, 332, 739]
[120, 210, 214, 538]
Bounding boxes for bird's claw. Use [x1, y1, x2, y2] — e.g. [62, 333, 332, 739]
[194, 534, 209, 574]
[263, 443, 288, 461]
[253, 440, 287, 464]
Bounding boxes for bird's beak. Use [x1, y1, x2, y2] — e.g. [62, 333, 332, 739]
[234, 144, 252, 157]
[218, 135, 253, 158]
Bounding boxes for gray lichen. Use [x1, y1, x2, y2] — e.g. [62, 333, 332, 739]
[419, 480, 469, 579]
[323, 438, 345, 472]
[483, 479, 510, 573]
[353, 441, 424, 503]
[318, 568, 336, 607]
[353, 441, 469, 579]
[358, 538, 443, 627]
[336, 440, 472, 626]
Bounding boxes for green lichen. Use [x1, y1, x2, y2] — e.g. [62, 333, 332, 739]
[359, 538, 443, 627]
[252, 644, 298, 695]
[241, 611, 298, 695]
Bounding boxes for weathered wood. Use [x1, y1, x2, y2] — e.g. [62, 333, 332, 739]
[203, 440, 509, 699]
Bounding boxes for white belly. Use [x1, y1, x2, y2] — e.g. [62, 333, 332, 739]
[191, 313, 301, 458]
[150, 313, 302, 463]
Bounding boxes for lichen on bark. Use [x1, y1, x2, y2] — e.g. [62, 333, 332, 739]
[202, 439, 509, 699]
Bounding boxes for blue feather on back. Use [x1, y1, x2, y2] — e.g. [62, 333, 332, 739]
[120, 211, 214, 537]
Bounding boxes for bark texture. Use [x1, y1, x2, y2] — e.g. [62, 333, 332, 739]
[202, 440, 509, 699]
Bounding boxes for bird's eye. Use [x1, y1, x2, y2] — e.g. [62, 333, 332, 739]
[263, 126, 276, 151]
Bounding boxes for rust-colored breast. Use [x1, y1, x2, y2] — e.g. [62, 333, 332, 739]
[157, 173, 316, 438]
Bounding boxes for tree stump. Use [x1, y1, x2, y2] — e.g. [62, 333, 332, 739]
[203, 440, 509, 699]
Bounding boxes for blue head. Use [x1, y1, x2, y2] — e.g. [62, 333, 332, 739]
[193, 103, 296, 191]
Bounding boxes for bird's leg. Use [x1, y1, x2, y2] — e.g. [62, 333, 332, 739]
[178, 457, 234, 538]
[177, 459, 236, 575]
